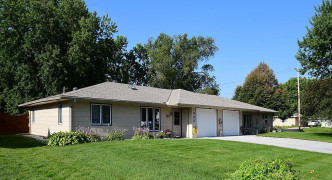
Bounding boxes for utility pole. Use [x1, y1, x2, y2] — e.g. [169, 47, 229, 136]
[295, 68, 301, 130]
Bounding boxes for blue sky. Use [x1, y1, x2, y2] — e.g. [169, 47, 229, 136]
[85, 0, 320, 98]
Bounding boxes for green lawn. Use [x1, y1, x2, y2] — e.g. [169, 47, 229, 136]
[258, 127, 332, 143]
[1, 135, 331, 179]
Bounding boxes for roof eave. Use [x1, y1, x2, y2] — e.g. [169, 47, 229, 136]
[177, 103, 277, 113]
[18, 96, 67, 107]
[62, 96, 169, 106]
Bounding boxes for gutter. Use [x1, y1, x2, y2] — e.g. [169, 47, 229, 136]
[63, 96, 169, 106]
[177, 103, 277, 113]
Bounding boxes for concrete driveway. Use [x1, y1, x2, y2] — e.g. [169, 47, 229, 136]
[205, 135, 332, 154]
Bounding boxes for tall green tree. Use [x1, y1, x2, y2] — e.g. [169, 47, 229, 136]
[282, 77, 315, 117]
[296, 0, 332, 78]
[302, 77, 332, 120]
[295, 1, 332, 120]
[232, 62, 290, 119]
[103, 39, 149, 86]
[0, 0, 146, 114]
[146, 33, 220, 95]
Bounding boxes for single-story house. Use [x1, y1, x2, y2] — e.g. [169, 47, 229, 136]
[19, 82, 276, 138]
[273, 113, 301, 127]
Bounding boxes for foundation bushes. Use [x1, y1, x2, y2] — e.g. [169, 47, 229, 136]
[132, 127, 155, 140]
[47, 132, 89, 146]
[76, 126, 104, 142]
[107, 127, 127, 141]
[48, 126, 127, 146]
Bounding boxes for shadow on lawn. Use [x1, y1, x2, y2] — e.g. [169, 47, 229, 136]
[0, 135, 46, 149]
[310, 133, 332, 138]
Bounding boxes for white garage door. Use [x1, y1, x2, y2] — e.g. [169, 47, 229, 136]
[223, 110, 240, 136]
[196, 108, 217, 137]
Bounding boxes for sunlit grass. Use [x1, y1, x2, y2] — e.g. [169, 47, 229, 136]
[0, 135, 331, 179]
[258, 127, 332, 143]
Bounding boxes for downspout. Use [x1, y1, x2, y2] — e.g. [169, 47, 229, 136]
[69, 99, 77, 132]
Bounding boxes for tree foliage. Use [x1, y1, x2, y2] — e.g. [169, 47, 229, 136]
[296, 0, 332, 78]
[233, 62, 290, 119]
[0, 1, 221, 115]
[295, 1, 332, 120]
[146, 33, 219, 95]
[282, 77, 315, 118]
[302, 77, 332, 120]
[0, 0, 146, 114]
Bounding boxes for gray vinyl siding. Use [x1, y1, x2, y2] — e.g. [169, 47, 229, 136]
[160, 107, 173, 132]
[72, 100, 139, 138]
[72, 100, 174, 138]
[28, 98, 273, 139]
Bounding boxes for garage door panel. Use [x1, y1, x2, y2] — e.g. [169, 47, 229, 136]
[223, 110, 239, 136]
[196, 108, 217, 137]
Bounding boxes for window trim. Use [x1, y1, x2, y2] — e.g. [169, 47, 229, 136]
[90, 103, 112, 126]
[140, 107, 161, 132]
[58, 103, 62, 125]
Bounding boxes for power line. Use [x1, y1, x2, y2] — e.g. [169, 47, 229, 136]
[220, 80, 243, 85]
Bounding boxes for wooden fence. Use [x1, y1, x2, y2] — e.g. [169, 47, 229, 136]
[0, 112, 29, 135]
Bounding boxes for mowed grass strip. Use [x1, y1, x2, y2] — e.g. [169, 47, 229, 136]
[0, 135, 331, 179]
[258, 127, 332, 143]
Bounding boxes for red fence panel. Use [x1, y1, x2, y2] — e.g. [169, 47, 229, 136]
[0, 112, 29, 135]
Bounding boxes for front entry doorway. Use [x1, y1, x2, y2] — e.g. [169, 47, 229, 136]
[172, 109, 181, 137]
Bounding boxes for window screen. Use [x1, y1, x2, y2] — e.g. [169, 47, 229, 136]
[91, 104, 101, 124]
[102, 105, 111, 124]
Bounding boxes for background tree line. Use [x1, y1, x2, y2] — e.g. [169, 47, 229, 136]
[0, 0, 219, 114]
[233, 0, 331, 121]
[1, 0, 330, 119]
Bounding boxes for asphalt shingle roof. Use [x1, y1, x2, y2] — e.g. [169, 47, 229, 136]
[19, 82, 277, 113]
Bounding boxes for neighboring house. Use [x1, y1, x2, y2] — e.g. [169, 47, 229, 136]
[321, 120, 332, 128]
[308, 119, 332, 128]
[273, 113, 300, 127]
[19, 82, 276, 138]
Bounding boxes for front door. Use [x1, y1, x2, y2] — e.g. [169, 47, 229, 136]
[172, 109, 181, 137]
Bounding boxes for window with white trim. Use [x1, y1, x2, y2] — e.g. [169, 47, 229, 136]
[91, 104, 111, 125]
[58, 103, 62, 125]
[141, 107, 160, 131]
